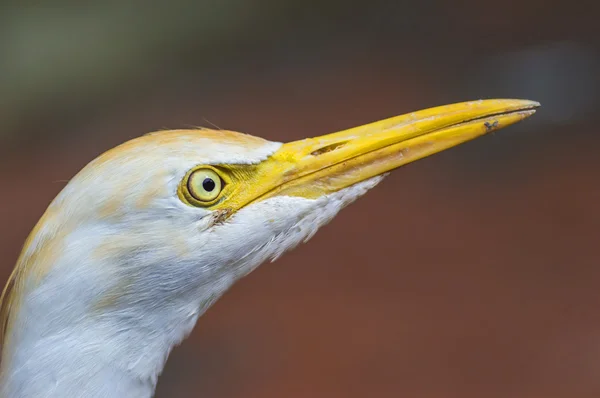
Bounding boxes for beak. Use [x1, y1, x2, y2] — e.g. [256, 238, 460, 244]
[220, 99, 539, 210]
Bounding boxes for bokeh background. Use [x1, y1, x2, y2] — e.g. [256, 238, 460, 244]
[1, 1, 599, 397]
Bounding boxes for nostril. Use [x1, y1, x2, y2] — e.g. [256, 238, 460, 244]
[310, 141, 348, 156]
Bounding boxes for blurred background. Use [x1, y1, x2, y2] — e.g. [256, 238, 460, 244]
[1, 1, 599, 397]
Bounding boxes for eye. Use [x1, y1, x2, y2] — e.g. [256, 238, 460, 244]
[187, 168, 223, 202]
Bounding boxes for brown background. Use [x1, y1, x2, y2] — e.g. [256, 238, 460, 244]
[1, 1, 599, 397]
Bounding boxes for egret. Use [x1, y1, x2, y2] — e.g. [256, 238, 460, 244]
[0, 99, 538, 397]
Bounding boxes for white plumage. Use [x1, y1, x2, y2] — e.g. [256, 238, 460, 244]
[0, 100, 538, 397]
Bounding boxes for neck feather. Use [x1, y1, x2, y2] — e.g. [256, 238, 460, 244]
[0, 264, 232, 398]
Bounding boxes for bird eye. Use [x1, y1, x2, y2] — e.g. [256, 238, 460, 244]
[187, 168, 223, 203]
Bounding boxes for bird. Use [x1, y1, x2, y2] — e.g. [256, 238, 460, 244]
[0, 99, 538, 397]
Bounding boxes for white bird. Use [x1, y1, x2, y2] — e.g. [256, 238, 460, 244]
[0, 99, 538, 397]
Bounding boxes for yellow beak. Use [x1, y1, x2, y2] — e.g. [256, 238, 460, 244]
[208, 99, 539, 211]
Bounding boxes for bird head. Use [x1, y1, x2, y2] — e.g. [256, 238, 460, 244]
[0, 99, 538, 395]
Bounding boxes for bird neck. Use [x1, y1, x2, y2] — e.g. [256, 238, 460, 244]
[1, 322, 152, 397]
[0, 304, 198, 398]
[0, 264, 229, 398]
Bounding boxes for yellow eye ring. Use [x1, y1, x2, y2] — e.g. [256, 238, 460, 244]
[186, 168, 223, 203]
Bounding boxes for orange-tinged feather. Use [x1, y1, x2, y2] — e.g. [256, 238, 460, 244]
[0, 207, 68, 367]
[0, 128, 272, 369]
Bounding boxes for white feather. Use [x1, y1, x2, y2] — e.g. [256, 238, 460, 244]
[0, 132, 383, 398]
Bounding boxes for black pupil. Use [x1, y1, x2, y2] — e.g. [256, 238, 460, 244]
[202, 178, 216, 192]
